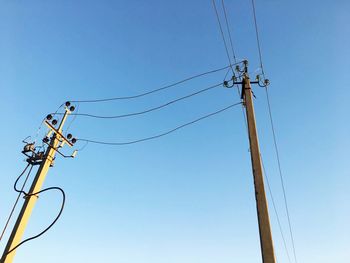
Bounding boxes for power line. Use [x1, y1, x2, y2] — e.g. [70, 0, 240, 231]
[78, 102, 242, 146]
[265, 88, 298, 263]
[250, 2, 298, 262]
[219, 0, 249, 134]
[251, 0, 265, 77]
[69, 64, 241, 103]
[212, 0, 234, 72]
[261, 154, 292, 263]
[221, 0, 237, 62]
[55, 83, 223, 119]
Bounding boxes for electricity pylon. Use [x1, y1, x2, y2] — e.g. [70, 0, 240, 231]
[1, 102, 77, 263]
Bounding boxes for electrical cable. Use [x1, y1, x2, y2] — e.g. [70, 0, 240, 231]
[3, 187, 65, 258]
[217, 0, 248, 135]
[261, 154, 292, 263]
[13, 164, 34, 195]
[54, 83, 223, 119]
[250, 1, 298, 261]
[0, 164, 32, 242]
[68, 64, 241, 103]
[1, 164, 66, 259]
[265, 88, 298, 263]
[223, 67, 231, 82]
[212, 0, 234, 75]
[78, 102, 242, 146]
[221, 0, 237, 62]
[251, 0, 266, 78]
[76, 140, 89, 152]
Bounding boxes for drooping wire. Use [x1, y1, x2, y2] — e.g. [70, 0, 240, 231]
[78, 102, 242, 146]
[265, 88, 298, 263]
[261, 154, 292, 263]
[250, 1, 298, 261]
[54, 83, 223, 119]
[76, 140, 89, 152]
[0, 164, 32, 242]
[69, 64, 241, 103]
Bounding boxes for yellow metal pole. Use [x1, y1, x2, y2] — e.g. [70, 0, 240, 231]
[243, 74, 276, 263]
[1, 109, 71, 263]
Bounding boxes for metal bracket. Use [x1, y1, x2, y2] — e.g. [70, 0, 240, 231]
[22, 143, 45, 166]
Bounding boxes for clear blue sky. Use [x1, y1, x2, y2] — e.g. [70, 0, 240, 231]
[0, 0, 349, 262]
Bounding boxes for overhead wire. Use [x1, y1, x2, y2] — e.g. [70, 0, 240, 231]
[78, 102, 242, 146]
[68, 64, 241, 103]
[265, 88, 298, 263]
[251, 0, 265, 78]
[1, 66, 236, 255]
[54, 83, 223, 119]
[261, 154, 292, 263]
[250, 0, 298, 262]
[221, 0, 237, 62]
[219, 0, 249, 138]
[212, 0, 234, 74]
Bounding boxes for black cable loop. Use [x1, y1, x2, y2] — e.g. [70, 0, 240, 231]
[0, 164, 32, 242]
[1, 163, 66, 259]
[3, 187, 65, 258]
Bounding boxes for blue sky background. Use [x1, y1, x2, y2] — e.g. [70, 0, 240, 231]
[0, 0, 349, 262]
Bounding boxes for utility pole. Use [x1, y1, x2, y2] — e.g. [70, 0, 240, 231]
[1, 103, 77, 263]
[239, 61, 276, 263]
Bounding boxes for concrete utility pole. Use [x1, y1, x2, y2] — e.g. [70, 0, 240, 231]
[241, 62, 276, 263]
[1, 103, 76, 263]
